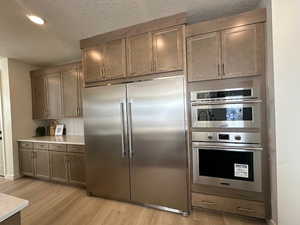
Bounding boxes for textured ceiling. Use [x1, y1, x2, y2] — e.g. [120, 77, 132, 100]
[0, 0, 261, 66]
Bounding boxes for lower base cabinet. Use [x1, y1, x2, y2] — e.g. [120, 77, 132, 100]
[192, 192, 265, 219]
[19, 142, 85, 187]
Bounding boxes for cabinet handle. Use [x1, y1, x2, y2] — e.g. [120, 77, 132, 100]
[236, 207, 256, 213]
[222, 64, 225, 76]
[200, 200, 217, 205]
[217, 64, 220, 76]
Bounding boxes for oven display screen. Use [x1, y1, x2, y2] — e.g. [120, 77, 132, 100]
[197, 107, 253, 121]
[198, 149, 254, 181]
[196, 89, 252, 100]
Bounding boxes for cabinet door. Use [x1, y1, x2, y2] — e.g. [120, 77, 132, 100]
[103, 39, 126, 80]
[153, 26, 183, 73]
[221, 23, 264, 78]
[187, 32, 221, 82]
[50, 152, 68, 183]
[34, 150, 50, 180]
[127, 33, 153, 77]
[62, 68, 80, 117]
[45, 73, 62, 119]
[31, 75, 46, 120]
[68, 154, 86, 185]
[19, 149, 34, 176]
[83, 46, 105, 83]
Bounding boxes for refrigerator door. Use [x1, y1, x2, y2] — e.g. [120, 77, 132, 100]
[83, 84, 130, 201]
[127, 76, 188, 212]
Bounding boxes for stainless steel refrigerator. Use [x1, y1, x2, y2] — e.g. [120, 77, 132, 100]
[83, 76, 188, 214]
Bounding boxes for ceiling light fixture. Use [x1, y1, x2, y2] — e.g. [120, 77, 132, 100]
[26, 15, 45, 25]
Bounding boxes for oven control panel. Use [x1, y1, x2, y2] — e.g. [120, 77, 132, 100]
[192, 132, 261, 144]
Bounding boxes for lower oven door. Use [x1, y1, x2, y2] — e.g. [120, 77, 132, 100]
[191, 102, 261, 128]
[192, 144, 262, 192]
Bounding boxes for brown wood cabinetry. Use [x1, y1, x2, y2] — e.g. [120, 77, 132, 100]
[127, 33, 153, 76]
[19, 141, 85, 186]
[34, 150, 50, 179]
[19, 149, 34, 176]
[31, 74, 46, 120]
[31, 62, 82, 120]
[153, 26, 183, 73]
[187, 23, 264, 82]
[187, 32, 221, 81]
[192, 192, 265, 219]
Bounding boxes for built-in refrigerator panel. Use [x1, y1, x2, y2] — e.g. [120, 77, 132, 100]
[127, 76, 188, 211]
[83, 84, 131, 201]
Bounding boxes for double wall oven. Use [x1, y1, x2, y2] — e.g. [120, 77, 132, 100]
[191, 87, 263, 192]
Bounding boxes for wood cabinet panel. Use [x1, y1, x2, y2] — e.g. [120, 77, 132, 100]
[67, 145, 85, 153]
[34, 150, 50, 179]
[68, 154, 86, 185]
[19, 149, 34, 176]
[83, 46, 105, 83]
[50, 152, 68, 183]
[153, 26, 183, 73]
[20, 142, 33, 149]
[127, 33, 153, 76]
[192, 192, 265, 219]
[31, 75, 46, 120]
[45, 73, 62, 119]
[221, 23, 263, 78]
[34, 143, 49, 150]
[187, 32, 221, 82]
[62, 69, 80, 117]
[103, 39, 126, 80]
[49, 144, 67, 152]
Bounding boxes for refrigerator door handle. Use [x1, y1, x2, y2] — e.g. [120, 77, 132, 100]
[128, 101, 134, 158]
[120, 102, 127, 158]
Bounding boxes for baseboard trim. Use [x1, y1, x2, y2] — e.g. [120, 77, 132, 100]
[5, 173, 21, 181]
[267, 219, 277, 225]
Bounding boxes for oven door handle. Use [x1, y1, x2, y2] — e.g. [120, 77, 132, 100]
[192, 145, 263, 152]
[191, 99, 262, 106]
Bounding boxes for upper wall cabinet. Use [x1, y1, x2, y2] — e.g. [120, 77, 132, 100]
[221, 24, 264, 78]
[187, 32, 221, 81]
[187, 23, 264, 82]
[80, 13, 187, 85]
[31, 62, 82, 120]
[153, 26, 183, 73]
[83, 39, 126, 82]
[186, 9, 266, 82]
[31, 74, 46, 120]
[45, 73, 62, 119]
[127, 33, 153, 77]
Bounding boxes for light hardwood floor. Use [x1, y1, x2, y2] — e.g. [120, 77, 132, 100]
[0, 178, 266, 225]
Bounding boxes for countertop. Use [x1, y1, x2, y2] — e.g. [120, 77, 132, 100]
[0, 193, 29, 222]
[18, 135, 85, 145]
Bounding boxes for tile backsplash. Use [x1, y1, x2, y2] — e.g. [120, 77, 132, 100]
[59, 118, 84, 136]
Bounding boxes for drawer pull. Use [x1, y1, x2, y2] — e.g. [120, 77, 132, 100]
[200, 200, 217, 205]
[237, 207, 256, 213]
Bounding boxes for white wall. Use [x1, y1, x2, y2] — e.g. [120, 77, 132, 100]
[59, 118, 84, 136]
[0, 58, 42, 179]
[271, 0, 300, 225]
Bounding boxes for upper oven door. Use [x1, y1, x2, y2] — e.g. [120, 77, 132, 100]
[191, 102, 261, 128]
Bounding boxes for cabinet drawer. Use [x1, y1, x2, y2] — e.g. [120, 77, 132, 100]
[192, 193, 265, 219]
[20, 142, 33, 149]
[34, 143, 49, 150]
[49, 144, 67, 152]
[67, 145, 85, 153]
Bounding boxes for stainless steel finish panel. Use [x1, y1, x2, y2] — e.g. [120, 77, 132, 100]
[127, 76, 188, 211]
[192, 144, 262, 192]
[191, 102, 261, 128]
[192, 132, 261, 144]
[83, 84, 131, 201]
[190, 87, 259, 102]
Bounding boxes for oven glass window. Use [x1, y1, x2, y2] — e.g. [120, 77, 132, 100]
[198, 149, 254, 181]
[196, 89, 252, 100]
[197, 107, 253, 121]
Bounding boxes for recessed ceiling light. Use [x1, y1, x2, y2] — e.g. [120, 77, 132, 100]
[26, 15, 45, 25]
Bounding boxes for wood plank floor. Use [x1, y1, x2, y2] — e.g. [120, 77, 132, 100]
[0, 178, 266, 225]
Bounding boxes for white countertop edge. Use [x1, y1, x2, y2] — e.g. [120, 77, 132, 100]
[0, 200, 29, 223]
[18, 139, 85, 145]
